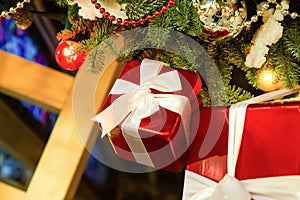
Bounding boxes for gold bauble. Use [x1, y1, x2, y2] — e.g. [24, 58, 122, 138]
[257, 68, 283, 92]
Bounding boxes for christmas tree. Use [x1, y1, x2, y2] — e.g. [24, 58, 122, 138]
[1, 0, 300, 105]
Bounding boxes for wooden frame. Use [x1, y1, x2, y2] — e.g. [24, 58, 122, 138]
[0, 50, 99, 199]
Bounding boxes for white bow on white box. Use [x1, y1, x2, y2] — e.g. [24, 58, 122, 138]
[92, 59, 191, 167]
[182, 87, 300, 200]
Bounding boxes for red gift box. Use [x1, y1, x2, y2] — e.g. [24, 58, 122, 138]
[187, 101, 300, 181]
[96, 59, 201, 172]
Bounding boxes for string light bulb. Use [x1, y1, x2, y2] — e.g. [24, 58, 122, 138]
[257, 68, 283, 92]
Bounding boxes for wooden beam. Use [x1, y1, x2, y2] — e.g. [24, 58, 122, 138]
[25, 60, 123, 199]
[0, 182, 26, 200]
[0, 50, 74, 113]
[0, 99, 44, 169]
[0, 97, 99, 199]
[24, 87, 90, 199]
[0, 48, 123, 199]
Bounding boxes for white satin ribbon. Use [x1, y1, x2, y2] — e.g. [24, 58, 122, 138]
[183, 86, 300, 200]
[184, 171, 300, 200]
[92, 59, 191, 167]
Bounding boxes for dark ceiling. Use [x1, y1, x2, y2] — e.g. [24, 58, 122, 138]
[27, 0, 69, 72]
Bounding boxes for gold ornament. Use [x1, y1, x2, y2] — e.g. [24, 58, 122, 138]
[192, 0, 299, 42]
[0, 0, 31, 18]
[257, 68, 283, 92]
[193, 0, 248, 41]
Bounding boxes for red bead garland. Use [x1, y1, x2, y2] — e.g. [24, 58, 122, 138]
[109, 15, 116, 22]
[139, 18, 145, 25]
[162, 6, 168, 12]
[146, 15, 154, 21]
[95, 3, 101, 9]
[123, 19, 129, 26]
[103, 12, 110, 18]
[99, 7, 105, 14]
[154, 11, 161, 17]
[91, 0, 175, 26]
[116, 18, 122, 24]
[168, 0, 175, 6]
[130, 20, 137, 26]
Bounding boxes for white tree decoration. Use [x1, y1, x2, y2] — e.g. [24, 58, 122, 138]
[68, 0, 127, 21]
[245, 0, 289, 68]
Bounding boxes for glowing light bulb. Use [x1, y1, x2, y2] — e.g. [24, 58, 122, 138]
[257, 68, 283, 92]
[262, 70, 273, 82]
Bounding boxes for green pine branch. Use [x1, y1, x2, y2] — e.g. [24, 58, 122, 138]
[283, 29, 300, 61]
[149, 0, 203, 36]
[80, 19, 116, 52]
[54, 0, 300, 105]
[67, 4, 92, 29]
[245, 68, 259, 88]
[117, 0, 165, 20]
[55, 0, 69, 7]
[269, 41, 300, 88]
[145, 27, 170, 48]
[225, 85, 253, 104]
[81, 43, 105, 74]
[200, 85, 253, 107]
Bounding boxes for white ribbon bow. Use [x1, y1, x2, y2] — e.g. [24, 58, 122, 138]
[93, 59, 191, 167]
[184, 171, 300, 200]
[182, 87, 300, 200]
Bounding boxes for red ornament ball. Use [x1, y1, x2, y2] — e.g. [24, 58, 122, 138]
[55, 41, 86, 71]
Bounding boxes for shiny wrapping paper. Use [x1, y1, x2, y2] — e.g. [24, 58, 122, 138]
[99, 60, 201, 172]
[187, 102, 300, 181]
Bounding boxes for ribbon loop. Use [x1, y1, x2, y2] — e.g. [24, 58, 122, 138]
[146, 70, 183, 92]
[139, 59, 164, 84]
[212, 175, 251, 200]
